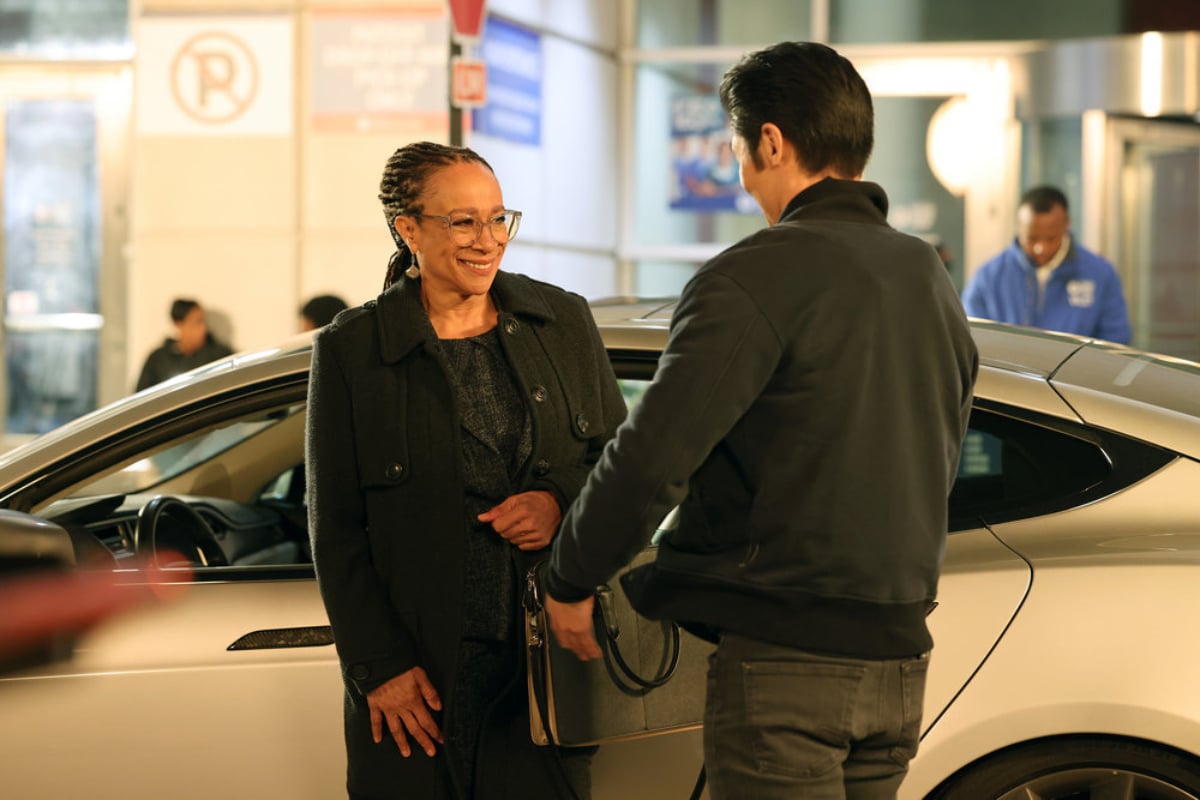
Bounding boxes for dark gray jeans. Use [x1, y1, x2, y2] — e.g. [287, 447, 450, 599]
[703, 633, 928, 800]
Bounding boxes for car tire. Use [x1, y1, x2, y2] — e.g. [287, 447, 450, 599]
[928, 735, 1200, 800]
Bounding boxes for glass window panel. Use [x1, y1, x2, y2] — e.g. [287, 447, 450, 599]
[4, 99, 100, 314]
[632, 63, 761, 253]
[948, 408, 1111, 530]
[6, 329, 97, 434]
[1129, 147, 1200, 360]
[631, 84, 964, 291]
[618, 378, 652, 410]
[4, 98, 101, 434]
[0, 0, 130, 59]
[637, 0, 811, 48]
[830, 0, 1123, 44]
[867, 97, 965, 289]
[1021, 117, 1084, 213]
[635, 259, 700, 298]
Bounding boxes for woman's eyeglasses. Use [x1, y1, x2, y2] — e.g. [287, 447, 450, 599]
[416, 209, 522, 246]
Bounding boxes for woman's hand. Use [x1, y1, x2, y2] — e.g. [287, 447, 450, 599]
[478, 490, 562, 551]
[366, 666, 443, 757]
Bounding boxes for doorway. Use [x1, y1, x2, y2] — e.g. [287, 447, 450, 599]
[1103, 117, 1200, 361]
[0, 66, 130, 443]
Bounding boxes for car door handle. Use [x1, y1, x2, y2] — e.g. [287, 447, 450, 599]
[227, 625, 334, 651]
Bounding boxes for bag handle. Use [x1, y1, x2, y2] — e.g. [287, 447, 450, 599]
[594, 584, 680, 688]
[525, 562, 681, 690]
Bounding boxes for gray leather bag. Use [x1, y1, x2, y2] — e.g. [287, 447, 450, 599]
[523, 546, 715, 747]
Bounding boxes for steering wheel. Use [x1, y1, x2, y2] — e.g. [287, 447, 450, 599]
[134, 495, 228, 568]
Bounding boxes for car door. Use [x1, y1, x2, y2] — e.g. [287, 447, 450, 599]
[0, 568, 344, 800]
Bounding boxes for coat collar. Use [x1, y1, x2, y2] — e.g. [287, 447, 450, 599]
[1007, 236, 1080, 276]
[375, 269, 556, 363]
[776, 177, 889, 225]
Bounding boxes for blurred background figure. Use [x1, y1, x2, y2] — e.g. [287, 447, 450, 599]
[929, 234, 954, 272]
[962, 186, 1132, 343]
[134, 298, 233, 392]
[298, 293, 348, 332]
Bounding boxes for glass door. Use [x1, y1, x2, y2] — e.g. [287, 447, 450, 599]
[0, 67, 130, 442]
[1103, 117, 1200, 361]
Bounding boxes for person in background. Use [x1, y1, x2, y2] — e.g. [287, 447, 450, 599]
[134, 298, 233, 392]
[541, 41, 978, 799]
[962, 185, 1132, 343]
[306, 141, 625, 800]
[929, 234, 954, 273]
[299, 294, 349, 332]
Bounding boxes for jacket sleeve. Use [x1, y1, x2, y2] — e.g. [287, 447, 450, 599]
[306, 332, 419, 694]
[543, 272, 782, 601]
[1095, 269, 1133, 344]
[529, 296, 628, 510]
[134, 355, 155, 392]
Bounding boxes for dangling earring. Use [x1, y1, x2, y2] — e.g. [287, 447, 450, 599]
[405, 248, 420, 280]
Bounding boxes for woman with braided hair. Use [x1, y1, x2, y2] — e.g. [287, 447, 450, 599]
[307, 141, 625, 799]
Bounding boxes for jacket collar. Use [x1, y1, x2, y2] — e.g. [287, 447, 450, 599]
[375, 269, 555, 363]
[777, 177, 889, 225]
[1007, 235, 1080, 276]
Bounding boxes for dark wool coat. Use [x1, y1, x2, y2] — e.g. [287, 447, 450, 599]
[306, 271, 626, 799]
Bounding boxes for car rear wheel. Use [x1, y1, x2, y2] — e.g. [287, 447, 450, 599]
[929, 736, 1200, 800]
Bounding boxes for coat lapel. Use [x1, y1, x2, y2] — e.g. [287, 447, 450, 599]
[375, 270, 559, 366]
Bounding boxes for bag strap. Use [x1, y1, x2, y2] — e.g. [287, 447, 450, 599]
[525, 561, 681, 691]
[523, 563, 555, 745]
[594, 583, 681, 689]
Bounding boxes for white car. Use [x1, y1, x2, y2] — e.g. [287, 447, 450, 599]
[1, 300, 1199, 799]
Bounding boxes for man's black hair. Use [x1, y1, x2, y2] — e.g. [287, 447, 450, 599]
[718, 41, 874, 177]
[1020, 185, 1069, 213]
[169, 298, 199, 323]
[301, 294, 349, 328]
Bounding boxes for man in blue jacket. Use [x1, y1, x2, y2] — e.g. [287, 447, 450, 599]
[542, 41, 978, 799]
[962, 186, 1132, 344]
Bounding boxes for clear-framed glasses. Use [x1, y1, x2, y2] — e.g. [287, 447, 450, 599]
[416, 209, 522, 246]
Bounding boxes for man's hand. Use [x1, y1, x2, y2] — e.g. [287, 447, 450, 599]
[366, 666, 443, 757]
[544, 593, 601, 661]
[478, 490, 562, 551]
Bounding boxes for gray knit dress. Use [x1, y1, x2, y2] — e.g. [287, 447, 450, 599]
[438, 328, 532, 797]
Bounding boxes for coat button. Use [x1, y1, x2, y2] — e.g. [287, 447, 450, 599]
[503, 318, 520, 334]
[384, 463, 404, 480]
[531, 385, 547, 403]
[575, 414, 589, 434]
[533, 458, 551, 476]
[350, 664, 370, 681]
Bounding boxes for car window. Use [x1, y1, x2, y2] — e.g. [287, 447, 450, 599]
[619, 377, 651, 409]
[950, 406, 1113, 530]
[72, 404, 305, 498]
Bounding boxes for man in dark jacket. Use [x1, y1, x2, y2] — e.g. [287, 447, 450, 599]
[543, 42, 979, 799]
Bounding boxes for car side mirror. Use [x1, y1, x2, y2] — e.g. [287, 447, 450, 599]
[0, 510, 75, 575]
